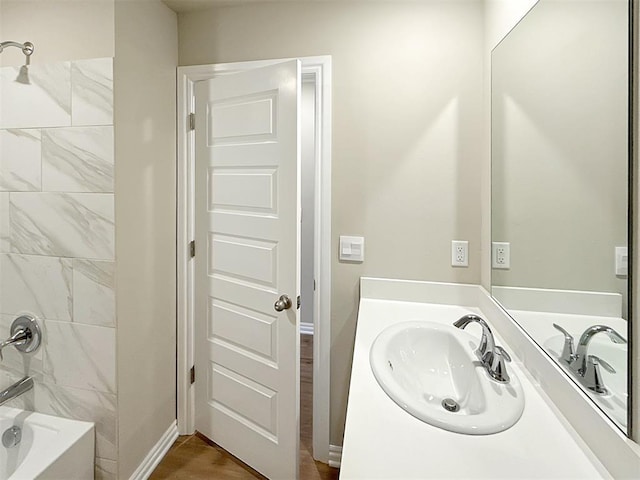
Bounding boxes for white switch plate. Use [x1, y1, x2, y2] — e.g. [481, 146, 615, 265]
[340, 235, 364, 262]
[615, 246, 628, 276]
[492, 242, 510, 269]
[451, 240, 468, 267]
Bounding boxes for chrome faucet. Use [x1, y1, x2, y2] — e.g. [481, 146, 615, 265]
[569, 325, 626, 374]
[569, 325, 626, 394]
[0, 376, 33, 407]
[453, 314, 512, 383]
[553, 323, 626, 395]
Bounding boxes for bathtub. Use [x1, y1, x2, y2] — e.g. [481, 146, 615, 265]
[0, 407, 94, 479]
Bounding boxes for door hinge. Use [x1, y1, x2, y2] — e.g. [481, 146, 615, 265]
[189, 240, 196, 258]
[189, 112, 195, 131]
[190, 365, 195, 384]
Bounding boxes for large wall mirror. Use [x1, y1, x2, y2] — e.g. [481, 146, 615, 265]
[491, 0, 630, 433]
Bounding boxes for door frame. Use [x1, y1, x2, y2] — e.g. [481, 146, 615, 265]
[176, 56, 332, 463]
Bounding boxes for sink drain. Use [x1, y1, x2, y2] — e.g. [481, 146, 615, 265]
[441, 398, 460, 413]
[2, 426, 21, 448]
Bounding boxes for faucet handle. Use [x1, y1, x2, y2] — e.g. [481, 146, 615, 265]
[494, 345, 511, 362]
[553, 323, 575, 364]
[0, 328, 29, 361]
[486, 346, 511, 383]
[552, 322, 571, 337]
[584, 355, 615, 395]
[0, 316, 41, 362]
[588, 355, 616, 374]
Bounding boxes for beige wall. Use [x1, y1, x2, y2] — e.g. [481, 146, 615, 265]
[178, 1, 484, 445]
[0, 0, 114, 66]
[114, 1, 177, 478]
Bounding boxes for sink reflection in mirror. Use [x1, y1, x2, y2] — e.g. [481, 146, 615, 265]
[369, 320, 524, 435]
[493, 285, 628, 430]
[544, 332, 627, 428]
[491, 0, 630, 434]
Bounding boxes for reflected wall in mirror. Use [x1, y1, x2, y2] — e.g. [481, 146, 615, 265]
[491, 0, 629, 433]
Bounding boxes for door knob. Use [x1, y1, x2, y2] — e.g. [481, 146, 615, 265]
[274, 294, 293, 312]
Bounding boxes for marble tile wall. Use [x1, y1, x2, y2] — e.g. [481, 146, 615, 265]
[0, 57, 116, 477]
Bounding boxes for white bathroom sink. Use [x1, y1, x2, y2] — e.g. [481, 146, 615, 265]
[369, 320, 524, 435]
[544, 335, 627, 428]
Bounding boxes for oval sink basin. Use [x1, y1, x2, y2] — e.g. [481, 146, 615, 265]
[370, 320, 524, 435]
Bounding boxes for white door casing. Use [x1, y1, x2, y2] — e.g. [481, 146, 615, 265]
[177, 56, 332, 464]
[194, 60, 301, 479]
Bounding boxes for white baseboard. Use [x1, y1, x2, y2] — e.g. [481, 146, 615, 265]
[328, 444, 342, 468]
[129, 420, 179, 480]
[300, 322, 314, 335]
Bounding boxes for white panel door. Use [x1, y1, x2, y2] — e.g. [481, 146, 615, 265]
[194, 60, 301, 480]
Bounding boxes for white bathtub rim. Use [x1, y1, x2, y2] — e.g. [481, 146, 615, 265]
[0, 406, 94, 479]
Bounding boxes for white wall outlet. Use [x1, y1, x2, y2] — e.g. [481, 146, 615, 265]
[492, 242, 510, 269]
[615, 246, 628, 276]
[451, 240, 468, 267]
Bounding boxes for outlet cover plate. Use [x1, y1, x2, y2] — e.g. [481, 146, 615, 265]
[492, 242, 510, 269]
[451, 240, 468, 267]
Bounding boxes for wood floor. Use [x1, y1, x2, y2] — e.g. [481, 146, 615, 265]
[150, 334, 339, 480]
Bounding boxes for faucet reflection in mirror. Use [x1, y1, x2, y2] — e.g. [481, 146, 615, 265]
[554, 323, 626, 393]
[490, 0, 629, 433]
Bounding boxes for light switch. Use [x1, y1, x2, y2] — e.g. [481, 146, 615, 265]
[615, 246, 628, 276]
[340, 236, 364, 262]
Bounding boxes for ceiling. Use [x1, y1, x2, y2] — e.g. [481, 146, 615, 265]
[162, 0, 402, 13]
[163, 0, 321, 13]
[162, 0, 240, 13]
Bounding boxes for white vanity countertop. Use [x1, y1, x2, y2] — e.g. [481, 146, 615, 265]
[340, 278, 611, 479]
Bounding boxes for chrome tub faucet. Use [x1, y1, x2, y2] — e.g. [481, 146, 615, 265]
[0, 377, 33, 407]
